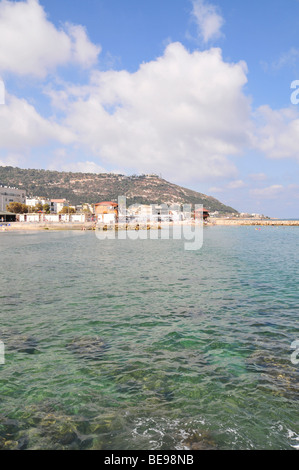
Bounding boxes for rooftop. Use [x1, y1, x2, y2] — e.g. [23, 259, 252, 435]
[95, 202, 118, 207]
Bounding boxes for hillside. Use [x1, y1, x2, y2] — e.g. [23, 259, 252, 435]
[0, 166, 238, 214]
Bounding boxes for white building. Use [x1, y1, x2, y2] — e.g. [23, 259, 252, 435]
[19, 213, 40, 223]
[26, 197, 51, 209]
[44, 214, 60, 223]
[19, 213, 87, 223]
[26, 197, 70, 213]
[97, 213, 117, 224]
[125, 204, 177, 223]
[50, 199, 69, 213]
[126, 205, 153, 222]
[0, 186, 26, 211]
[68, 214, 87, 223]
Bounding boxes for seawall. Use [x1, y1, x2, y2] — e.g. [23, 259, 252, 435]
[209, 219, 299, 226]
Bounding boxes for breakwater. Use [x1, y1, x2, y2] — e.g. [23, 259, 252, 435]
[209, 219, 299, 226]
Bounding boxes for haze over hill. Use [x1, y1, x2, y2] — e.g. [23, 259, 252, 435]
[0, 166, 238, 214]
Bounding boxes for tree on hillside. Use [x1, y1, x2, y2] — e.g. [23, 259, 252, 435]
[6, 202, 29, 214]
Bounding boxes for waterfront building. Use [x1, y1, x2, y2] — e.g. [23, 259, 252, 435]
[95, 202, 118, 224]
[19, 213, 41, 223]
[0, 186, 26, 211]
[19, 213, 88, 223]
[138, 205, 153, 222]
[26, 197, 51, 209]
[50, 199, 69, 213]
[0, 211, 17, 222]
[194, 208, 210, 221]
[125, 204, 182, 223]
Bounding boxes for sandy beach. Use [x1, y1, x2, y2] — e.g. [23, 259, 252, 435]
[1, 218, 299, 232]
[1, 222, 95, 231]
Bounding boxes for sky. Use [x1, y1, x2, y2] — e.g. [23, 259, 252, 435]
[1, 0, 299, 217]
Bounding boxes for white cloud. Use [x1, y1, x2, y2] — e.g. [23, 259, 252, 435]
[0, 93, 74, 150]
[272, 47, 299, 70]
[253, 105, 299, 161]
[208, 179, 246, 193]
[191, 0, 224, 43]
[54, 43, 251, 183]
[66, 23, 101, 69]
[0, 0, 100, 78]
[208, 186, 224, 193]
[0, 153, 24, 167]
[226, 179, 246, 189]
[250, 185, 284, 199]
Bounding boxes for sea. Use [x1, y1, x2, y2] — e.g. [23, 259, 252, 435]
[0, 226, 298, 450]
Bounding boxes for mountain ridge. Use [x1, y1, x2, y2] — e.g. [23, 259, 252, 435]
[0, 166, 238, 214]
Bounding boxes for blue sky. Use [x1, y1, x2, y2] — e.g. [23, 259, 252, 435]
[1, 0, 299, 217]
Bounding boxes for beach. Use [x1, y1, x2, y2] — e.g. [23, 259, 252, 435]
[2, 218, 299, 232]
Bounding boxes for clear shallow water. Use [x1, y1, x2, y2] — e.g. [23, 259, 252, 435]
[0, 227, 298, 450]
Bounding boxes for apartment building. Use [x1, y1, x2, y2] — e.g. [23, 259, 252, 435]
[0, 186, 26, 211]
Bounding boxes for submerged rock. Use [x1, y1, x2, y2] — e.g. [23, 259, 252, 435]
[23, 416, 89, 450]
[114, 362, 175, 402]
[39, 413, 80, 446]
[246, 350, 298, 398]
[17, 405, 93, 450]
[183, 431, 218, 450]
[67, 336, 108, 360]
[0, 416, 28, 450]
[0, 328, 38, 354]
[8, 335, 38, 354]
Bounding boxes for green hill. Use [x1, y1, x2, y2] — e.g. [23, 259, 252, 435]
[0, 166, 238, 214]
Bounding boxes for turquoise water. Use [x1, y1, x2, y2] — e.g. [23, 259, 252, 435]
[0, 227, 298, 450]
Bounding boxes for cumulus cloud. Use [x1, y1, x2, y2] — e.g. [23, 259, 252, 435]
[250, 185, 284, 199]
[226, 179, 246, 189]
[0, 93, 74, 150]
[253, 105, 299, 161]
[191, 0, 224, 43]
[51, 43, 251, 183]
[208, 179, 246, 193]
[0, 0, 101, 77]
[0, 153, 24, 167]
[208, 186, 223, 193]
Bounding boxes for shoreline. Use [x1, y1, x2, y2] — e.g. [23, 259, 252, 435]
[1, 218, 299, 232]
